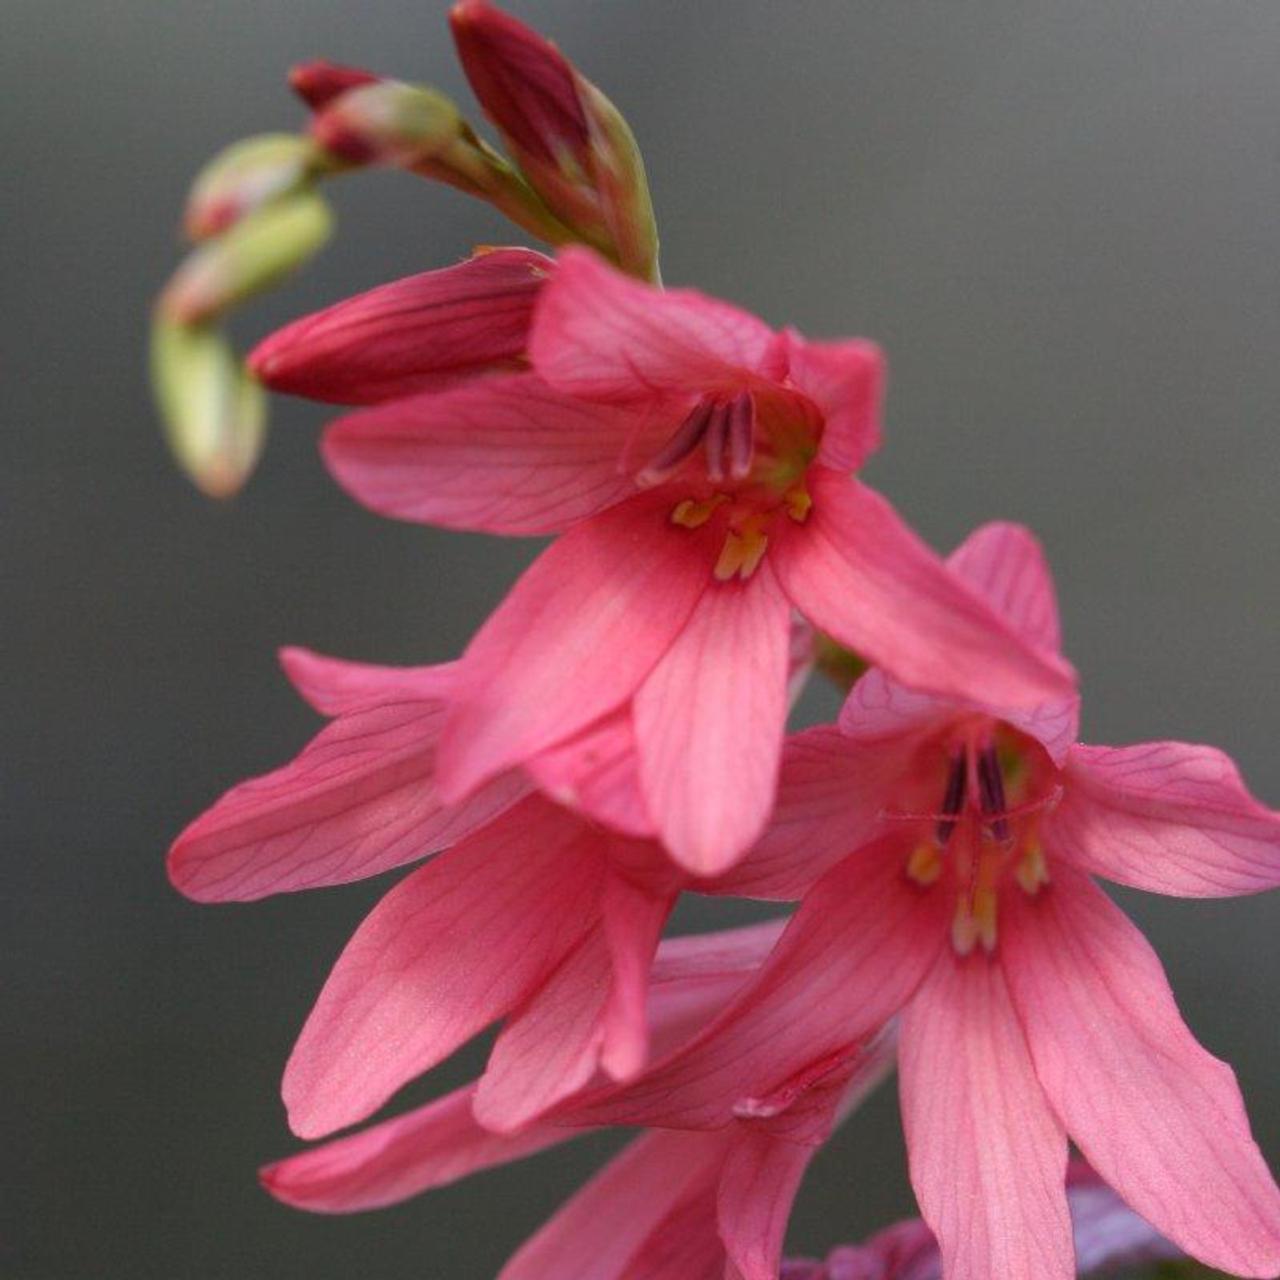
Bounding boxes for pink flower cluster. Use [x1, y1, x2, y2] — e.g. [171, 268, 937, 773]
[165, 4, 1280, 1276]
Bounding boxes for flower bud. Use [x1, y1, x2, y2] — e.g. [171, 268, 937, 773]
[248, 247, 551, 404]
[449, 1, 658, 279]
[289, 60, 379, 111]
[159, 189, 333, 325]
[183, 134, 325, 241]
[150, 319, 267, 499]
[310, 80, 468, 168]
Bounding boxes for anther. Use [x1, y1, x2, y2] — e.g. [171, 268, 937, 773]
[935, 748, 968, 846]
[726, 393, 756, 480]
[976, 744, 1010, 843]
[637, 400, 715, 487]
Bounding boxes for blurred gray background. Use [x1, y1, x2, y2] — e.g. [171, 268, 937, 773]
[6, 1, 1279, 1276]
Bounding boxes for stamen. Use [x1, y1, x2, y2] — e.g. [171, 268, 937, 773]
[704, 403, 729, 483]
[670, 494, 727, 529]
[637, 400, 714, 487]
[906, 843, 943, 886]
[726, 393, 756, 479]
[713, 521, 769, 581]
[1014, 842, 1050, 895]
[976, 744, 1011, 843]
[935, 748, 968, 846]
[783, 484, 812, 523]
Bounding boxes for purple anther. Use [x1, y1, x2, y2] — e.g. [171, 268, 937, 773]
[935, 747, 968, 846]
[976, 743, 1011, 843]
[636, 399, 714, 487]
[727, 392, 756, 480]
[704, 402, 729, 482]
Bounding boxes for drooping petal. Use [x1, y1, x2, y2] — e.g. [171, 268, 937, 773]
[598, 873, 673, 1079]
[1003, 868, 1280, 1275]
[260, 1084, 568, 1213]
[530, 247, 777, 400]
[1051, 741, 1280, 896]
[283, 796, 605, 1138]
[714, 725, 906, 901]
[323, 372, 651, 534]
[248, 248, 550, 404]
[774, 470, 1075, 709]
[167, 700, 527, 902]
[565, 838, 947, 1131]
[780, 329, 885, 473]
[524, 707, 655, 838]
[473, 930, 612, 1134]
[436, 490, 716, 802]
[718, 1128, 815, 1280]
[947, 521, 1061, 653]
[278, 646, 461, 716]
[498, 1129, 728, 1280]
[633, 565, 792, 876]
[899, 956, 1073, 1280]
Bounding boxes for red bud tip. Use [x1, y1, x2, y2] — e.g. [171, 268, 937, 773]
[289, 60, 380, 111]
[449, 0, 588, 167]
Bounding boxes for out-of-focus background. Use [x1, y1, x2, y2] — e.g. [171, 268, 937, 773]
[6, 1, 1280, 1276]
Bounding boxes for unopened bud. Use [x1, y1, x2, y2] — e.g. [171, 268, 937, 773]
[159, 189, 333, 325]
[184, 134, 325, 241]
[151, 319, 267, 499]
[311, 80, 467, 168]
[249, 247, 551, 404]
[289, 60, 380, 111]
[449, 0, 658, 279]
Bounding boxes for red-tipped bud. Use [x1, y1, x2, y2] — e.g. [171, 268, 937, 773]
[249, 247, 551, 404]
[449, 0, 589, 170]
[289, 60, 380, 111]
[449, 1, 658, 279]
[310, 80, 473, 170]
[183, 134, 323, 241]
[159, 190, 333, 326]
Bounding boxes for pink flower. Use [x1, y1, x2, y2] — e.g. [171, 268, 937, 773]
[783, 1160, 1180, 1280]
[262, 924, 894, 1280]
[168, 648, 812, 1141]
[322, 248, 1075, 875]
[248, 248, 551, 404]
[570, 522, 1280, 1278]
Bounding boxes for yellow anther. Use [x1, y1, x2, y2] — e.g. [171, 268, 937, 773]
[784, 485, 812, 523]
[906, 843, 943, 886]
[951, 897, 979, 956]
[1014, 842, 1050, 895]
[714, 524, 769, 581]
[952, 887, 998, 956]
[671, 494, 726, 529]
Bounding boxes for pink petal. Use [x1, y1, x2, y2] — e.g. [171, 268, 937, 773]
[947, 521, 1062, 653]
[774, 470, 1076, 709]
[598, 873, 674, 1079]
[1065, 1161, 1182, 1274]
[498, 1128, 728, 1280]
[567, 837, 947, 1131]
[781, 330, 885, 472]
[718, 1129, 815, 1280]
[899, 957, 1073, 1280]
[473, 930, 611, 1134]
[1051, 741, 1280, 896]
[633, 565, 792, 876]
[714, 725, 907, 901]
[322, 372, 652, 534]
[1003, 868, 1280, 1275]
[278, 646, 460, 716]
[248, 248, 550, 404]
[260, 1084, 567, 1214]
[436, 490, 715, 802]
[168, 700, 527, 902]
[524, 708, 656, 838]
[530, 246, 777, 400]
[282, 796, 605, 1138]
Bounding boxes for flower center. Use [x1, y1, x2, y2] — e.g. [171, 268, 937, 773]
[651, 390, 819, 581]
[896, 728, 1058, 956]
